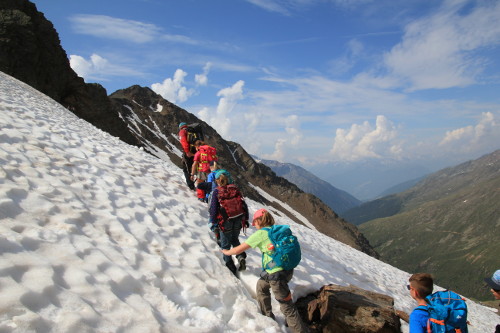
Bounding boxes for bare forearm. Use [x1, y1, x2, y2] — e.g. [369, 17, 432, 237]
[191, 163, 197, 175]
[222, 242, 250, 256]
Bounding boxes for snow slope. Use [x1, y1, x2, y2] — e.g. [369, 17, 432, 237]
[0, 71, 498, 332]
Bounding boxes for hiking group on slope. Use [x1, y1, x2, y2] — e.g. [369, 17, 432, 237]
[178, 122, 308, 332]
[179, 122, 498, 333]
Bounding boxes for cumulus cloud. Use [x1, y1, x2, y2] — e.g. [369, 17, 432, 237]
[285, 115, 303, 146]
[214, 80, 245, 137]
[69, 54, 142, 81]
[383, 0, 500, 90]
[440, 112, 499, 149]
[264, 115, 303, 162]
[151, 69, 194, 104]
[195, 62, 212, 86]
[267, 139, 287, 161]
[330, 115, 401, 161]
[197, 81, 245, 138]
[70, 54, 107, 78]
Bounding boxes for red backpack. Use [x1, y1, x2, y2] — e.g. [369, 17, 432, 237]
[197, 145, 217, 173]
[217, 184, 246, 228]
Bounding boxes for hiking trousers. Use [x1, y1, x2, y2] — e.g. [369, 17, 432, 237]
[219, 216, 247, 266]
[256, 270, 308, 333]
[181, 154, 195, 190]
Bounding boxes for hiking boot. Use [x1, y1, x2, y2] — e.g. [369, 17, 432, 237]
[238, 257, 246, 271]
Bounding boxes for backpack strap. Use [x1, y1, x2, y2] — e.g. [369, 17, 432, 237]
[413, 305, 429, 313]
[412, 305, 432, 333]
[261, 227, 274, 270]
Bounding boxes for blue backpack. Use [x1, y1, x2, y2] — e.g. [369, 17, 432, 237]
[419, 290, 468, 333]
[262, 225, 301, 271]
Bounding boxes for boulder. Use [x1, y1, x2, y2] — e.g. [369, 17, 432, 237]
[296, 284, 401, 333]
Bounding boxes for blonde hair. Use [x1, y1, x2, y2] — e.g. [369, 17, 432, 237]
[216, 174, 228, 187]
[256, 211, 275, 228]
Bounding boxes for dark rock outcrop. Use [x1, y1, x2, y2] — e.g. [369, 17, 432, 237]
[0, 0, 139, 147]
[296, 284, 402, 333]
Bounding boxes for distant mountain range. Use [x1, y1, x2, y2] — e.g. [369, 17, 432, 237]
[308, 160, 431, 201]
[347, 150, 500, 300]
[0, 0, 377, 257]
[256, 158, 361, 214]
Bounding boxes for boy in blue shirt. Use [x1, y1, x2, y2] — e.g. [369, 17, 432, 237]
[408, 273, 433, 333]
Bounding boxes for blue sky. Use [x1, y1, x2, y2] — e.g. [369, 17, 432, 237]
[33, 0, 500, 174]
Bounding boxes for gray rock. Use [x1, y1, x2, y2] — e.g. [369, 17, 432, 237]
[296, 284, 401, 333]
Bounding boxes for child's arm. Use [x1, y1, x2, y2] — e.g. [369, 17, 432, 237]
[222, 242, 251, 256]
[191, 161, 198, 176]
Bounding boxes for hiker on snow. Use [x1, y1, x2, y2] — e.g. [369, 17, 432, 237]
[191, 140, 217, 202]
[407, 273, 468, 333]
[408, 273, 433, 333]
[178, 122, 198, 190]
[209, 170, 248, 275]
[222, 209, 308, 333]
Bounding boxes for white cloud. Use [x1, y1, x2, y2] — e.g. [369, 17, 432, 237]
[383, 0, 500, 91]
[70, 15, 161, 43]
[285, 115, 303, 146]
[330, 115, 401, 161]
[198, 107, 211, 123]
[264, 115, 303, 162]
[245, 0, 371, 15]
[69, 54, 142, 81]
[151, 69, 194, 104]
[328, 39, 365, 75]
[268, 139, 287, 161]
[214, 80, 245, 137]
[70, 54, 105, 78]
[231, 69, 499, 166]
[70, 15, 199, 45]
[440, 112, 499, 149]
[197, 81, 245, 139]
[195, 62, 212, 86]
[244, 112, 260, 134]
[244, 0, 291, 15]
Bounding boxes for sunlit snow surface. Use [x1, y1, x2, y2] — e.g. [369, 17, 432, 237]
[0, 72, 498, 332]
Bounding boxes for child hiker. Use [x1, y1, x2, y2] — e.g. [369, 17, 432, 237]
[210, 171, 248, 275]
[407, 273, 433, 333]
[221, 209, 308, 333]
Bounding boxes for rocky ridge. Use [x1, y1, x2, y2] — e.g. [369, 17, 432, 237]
[258, 158, 362, 214]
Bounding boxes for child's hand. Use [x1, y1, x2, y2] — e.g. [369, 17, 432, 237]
[221, 249, 230, 255]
